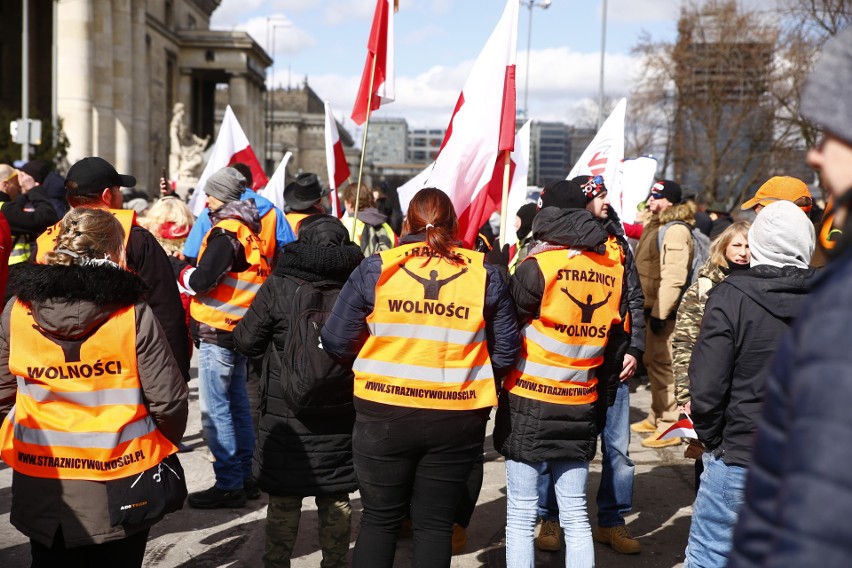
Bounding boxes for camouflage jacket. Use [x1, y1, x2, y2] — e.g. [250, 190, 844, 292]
[672, 260, 727, 406]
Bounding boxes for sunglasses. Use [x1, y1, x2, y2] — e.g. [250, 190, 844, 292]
[650, 192, 664, 200]
[2, 170, 18, 183]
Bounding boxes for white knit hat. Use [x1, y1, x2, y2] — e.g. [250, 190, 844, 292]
[749, 200, 815, 269]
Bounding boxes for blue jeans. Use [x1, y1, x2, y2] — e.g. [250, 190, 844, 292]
[506, 459, 593, 568]
[596, 381, 634, 527]
[684, 452, 747, 568]
[198, 342, 254, 491]
[538, 382, 634, 528]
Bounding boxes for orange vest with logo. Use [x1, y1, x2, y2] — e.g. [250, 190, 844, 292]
[190, 218, 270, 332]
[285, 212, 311, 235]
[503, 236, 624, 405]
[258, 207, 278, 259]
[353, 243, 495, 410]
[36, 209, 136, 264]
[0, 302, 178, 480]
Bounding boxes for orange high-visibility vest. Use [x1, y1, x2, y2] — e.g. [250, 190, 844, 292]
[36, 209, 136, 264]
[285, 212, 311, 235]
[353, 243, 496, 410]
[503, 236, 624, 405]
[257, 207, 278, 259]
[0, 302, 178, 480]
[190, 218, 270, 332]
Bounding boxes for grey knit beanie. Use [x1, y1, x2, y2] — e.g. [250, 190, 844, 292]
[749, 200, 815, 269]
[205, 167, 246, 203]
[801, 27, 852, 144]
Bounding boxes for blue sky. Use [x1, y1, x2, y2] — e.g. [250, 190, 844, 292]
[210, 0, 690, 137]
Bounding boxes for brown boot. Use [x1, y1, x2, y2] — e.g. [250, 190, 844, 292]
[594, 524, 641, 554]
[451, 524, 467, 555]
[630, 419, 657, 433]
[534, 518, 561, 552]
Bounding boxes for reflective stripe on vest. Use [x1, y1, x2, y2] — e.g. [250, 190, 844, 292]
[8, 238, 31, 265]
[0, 302, 178, 480]
[504, 238, 624, 405]
[190, 218, 270, 331]
[353, 243, 496, 410]
[36, 209, 136, 264]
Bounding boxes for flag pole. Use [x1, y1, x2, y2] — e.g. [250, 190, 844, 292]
[353, 56, 379, 236]
[498, 149, 512, 247]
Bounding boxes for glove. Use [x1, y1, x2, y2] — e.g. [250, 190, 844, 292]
[649, 316, 667, 334]
[486, 244, 510, 269]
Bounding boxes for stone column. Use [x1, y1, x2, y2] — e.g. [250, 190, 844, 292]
[112, 0, 132, 176]
[56, 0, 94, 162]
[131, 0, 149, 190]
[229, 74, 249, 142]
[92, 0, 115, 161]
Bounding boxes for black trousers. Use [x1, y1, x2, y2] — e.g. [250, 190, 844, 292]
[352, 408, 487, 568]
[31, 527, 150, 568]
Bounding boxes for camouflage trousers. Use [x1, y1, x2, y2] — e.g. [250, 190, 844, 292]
[264, 493, 352, 568]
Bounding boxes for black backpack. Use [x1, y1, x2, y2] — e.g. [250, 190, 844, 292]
[278, 276, 354, 415]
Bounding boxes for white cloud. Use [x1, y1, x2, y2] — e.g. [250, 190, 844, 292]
[323, 0, 376, 26]
[608, 0, 682, 23]
[239, 15, 316, 56]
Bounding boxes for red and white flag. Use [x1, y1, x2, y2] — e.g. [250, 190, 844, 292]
[567, 97, 626, 190]
[501, 119, 531, 252]
[398, 0, 518, 246]
[659, 416, 698, 440]
[325, 102, 351, 218]
[189, 105, 268, 215]
[351, 0, 395, 125]
[260, 151, 293, 212]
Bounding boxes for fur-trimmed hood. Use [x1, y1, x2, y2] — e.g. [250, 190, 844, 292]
[657, 200, 698, 226]
[9, 263, 148, 340]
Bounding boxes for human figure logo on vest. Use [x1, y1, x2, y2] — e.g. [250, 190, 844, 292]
[400, 263, 468, 300]
[561, 288, 613, 323]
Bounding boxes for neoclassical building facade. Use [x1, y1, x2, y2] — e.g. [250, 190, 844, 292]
[53, 0, 269, 192]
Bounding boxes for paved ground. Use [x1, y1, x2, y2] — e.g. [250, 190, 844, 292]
[0, 369, 696, 567]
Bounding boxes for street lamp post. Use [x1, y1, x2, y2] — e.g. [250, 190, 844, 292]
[265, 18, 290, 171]
[597, 0, 608, 129]
[522, 0, 552, 119]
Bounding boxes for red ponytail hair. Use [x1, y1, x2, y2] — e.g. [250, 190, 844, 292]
[404, 188, 464, 265]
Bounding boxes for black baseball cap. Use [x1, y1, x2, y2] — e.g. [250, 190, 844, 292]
[66, 157, 137, 196]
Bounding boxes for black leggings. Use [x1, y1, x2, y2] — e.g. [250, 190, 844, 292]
[352, 408, 487, 568]
[31, 527, 150, 568]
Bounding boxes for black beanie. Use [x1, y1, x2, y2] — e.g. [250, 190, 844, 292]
[516, 202, 538, 241]
[538, 180, 588, 211]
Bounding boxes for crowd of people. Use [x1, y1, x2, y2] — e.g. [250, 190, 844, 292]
[1, 25, 852, 568]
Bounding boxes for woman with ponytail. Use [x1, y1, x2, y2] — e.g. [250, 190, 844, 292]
[0, 208, 188, 566]
[322, 187, 520, 567]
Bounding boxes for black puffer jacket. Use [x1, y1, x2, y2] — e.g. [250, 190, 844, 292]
[494, 207, 630, 463]
[689, 264, 814, 467]
[233, 215, 364, 496]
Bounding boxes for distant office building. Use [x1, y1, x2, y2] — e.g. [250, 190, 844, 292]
[408, 128, 446, 163]
[366, 118, 409, 165]
[673, 5, 774, 201]
[531, 122, 570, 186]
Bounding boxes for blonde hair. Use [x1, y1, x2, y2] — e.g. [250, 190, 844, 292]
[139, 197, 194, 255]
[44, 208, 126, 266]
[709, 221, 750, 269]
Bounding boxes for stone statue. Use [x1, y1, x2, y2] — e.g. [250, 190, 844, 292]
[169, 102, 209, 184]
